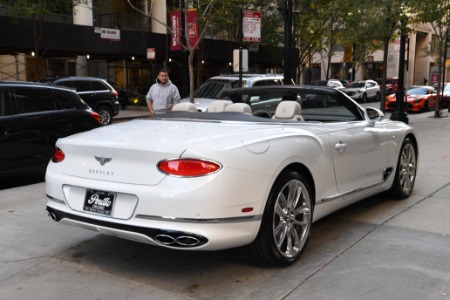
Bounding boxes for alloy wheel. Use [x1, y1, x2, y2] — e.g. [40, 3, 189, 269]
[398, 143, 416, 195]
[273, 179, 312, 259]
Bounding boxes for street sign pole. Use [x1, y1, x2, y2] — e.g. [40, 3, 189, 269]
[239, 9, 243, 87]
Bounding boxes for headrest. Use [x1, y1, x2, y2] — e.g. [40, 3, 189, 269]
[274, 101, 301, 119]
[172, 102, 198, 112]
[224, 103, 252, 114]
[207, 100, 229, 112]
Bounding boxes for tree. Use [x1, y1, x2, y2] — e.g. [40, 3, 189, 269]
[291, 0, 328, 83]
[127, 0, 222, 102]
[0, 0, 91, 80]
[340, 1, 385, 81]
[319, 0, 352, 80]
[412, 0, 450, 117]
[352, 0, 407, 112]
[283, 0, 379, 84]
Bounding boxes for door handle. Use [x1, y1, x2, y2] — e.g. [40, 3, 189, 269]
[335, 141, 347, 152]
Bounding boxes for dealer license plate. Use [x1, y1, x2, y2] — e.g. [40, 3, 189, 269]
[83, 189, 115, 216]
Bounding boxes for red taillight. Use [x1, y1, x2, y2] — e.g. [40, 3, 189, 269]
[52, 148, 65, 163]
[90, 111, 101, 124]
[157, 159, 221, 177]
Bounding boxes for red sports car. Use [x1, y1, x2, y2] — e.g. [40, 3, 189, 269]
[385, 86, 437, 112]
[441, 83, 450, 108]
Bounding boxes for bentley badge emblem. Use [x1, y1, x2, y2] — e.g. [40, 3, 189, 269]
[94, 156, 112, 166]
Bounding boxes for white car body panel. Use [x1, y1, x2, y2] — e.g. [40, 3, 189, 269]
[328, 122, 390, 195]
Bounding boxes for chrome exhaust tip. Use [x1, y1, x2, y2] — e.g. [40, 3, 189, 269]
[175, 236, 201, 247]
[154, 234, 176, 245]
[153, 231, 207, 248]
[46, 209, 58, 221]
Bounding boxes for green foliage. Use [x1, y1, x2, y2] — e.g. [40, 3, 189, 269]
[411, 0, 450, 114]
[2, 0, 52, 19]
[203, 0, 255, 41]
[0, 0, 91, 80]
[1, 0, 90, 19]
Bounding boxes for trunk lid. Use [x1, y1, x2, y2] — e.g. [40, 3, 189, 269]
[55, 119, 264, 185]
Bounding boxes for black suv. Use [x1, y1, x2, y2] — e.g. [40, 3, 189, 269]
[0, 81, 101, 177]
[52, 77, 120, 125]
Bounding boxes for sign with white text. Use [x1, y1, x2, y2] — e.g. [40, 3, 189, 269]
[100, 28, 120, 42]
[243, 10, 261, 42]
[147, 48, 155, 60]
[170, 11, 182, 51]
[169, 10, 199, 51]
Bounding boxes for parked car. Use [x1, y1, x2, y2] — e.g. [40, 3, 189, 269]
[45, 85, 418, 267]
[376, 77, 398, 95]
[385, 85, 437, 112]
[440, 83, 450, 108]
[308, 79, 345, 91]
[345, 79, 380, 102]
[0, 81, 100, 177]
[181, 74, 284, 111]
[339, 79, 351, 87]
[52, 77, 120, 125]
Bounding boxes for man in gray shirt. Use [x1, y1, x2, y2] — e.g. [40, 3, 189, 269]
[146, 69, 181, 117]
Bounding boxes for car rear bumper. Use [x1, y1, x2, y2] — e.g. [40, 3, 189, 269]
[113, 100, 120, 115]
[45, 165, 267, 250]
[45, 201, 261, 251]
[385, 101, 422, 112]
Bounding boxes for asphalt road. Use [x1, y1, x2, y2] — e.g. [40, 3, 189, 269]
[1, 109, 449, 300]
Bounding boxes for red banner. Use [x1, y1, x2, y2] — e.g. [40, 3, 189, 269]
[169, 10, 198, 51]
[170, 11, 182, 51]
[187, 9, 199, 49]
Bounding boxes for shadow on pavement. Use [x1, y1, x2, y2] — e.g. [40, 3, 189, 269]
[0, 171, 45, 190]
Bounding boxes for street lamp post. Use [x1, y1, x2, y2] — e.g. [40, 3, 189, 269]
[390, 17, 409, 123]
[283, 0, 293, 85]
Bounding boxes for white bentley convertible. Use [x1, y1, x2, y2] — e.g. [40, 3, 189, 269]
[45, 86, 418, 267]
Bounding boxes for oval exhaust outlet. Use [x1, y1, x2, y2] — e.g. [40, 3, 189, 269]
[47, 209, 57, 221]
[154, 234, 176, 245]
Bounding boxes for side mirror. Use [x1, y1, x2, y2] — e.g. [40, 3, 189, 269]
[366, 107, 384, 126]
[250, 96, 261, 103]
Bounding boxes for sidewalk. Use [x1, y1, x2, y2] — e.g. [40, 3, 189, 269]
[114, 105, 150, 121]
[0, 108, 449, 300]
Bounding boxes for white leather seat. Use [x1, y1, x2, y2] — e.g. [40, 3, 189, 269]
[171, 102, 198, 112]
[224, 103, 252, 115]
[207, 100, 229, 112]
[272, 101, 304, 121]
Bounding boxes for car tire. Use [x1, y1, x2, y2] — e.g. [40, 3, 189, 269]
[362, 93, 368, 103]
[97, 106, 113, 125]
[423, 101, 429, 112]
[389, 138, 417, 199]
[375, 92, 381, 102]
[245, 171, 313, 267]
